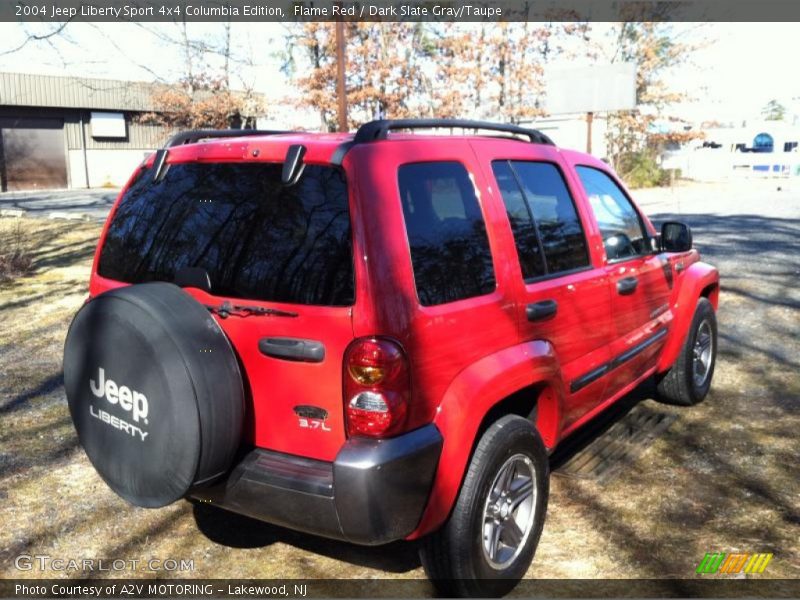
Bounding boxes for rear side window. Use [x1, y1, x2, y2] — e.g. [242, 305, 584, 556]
[398, 162, 495, 306]
[575, 166, 649, 261]
[492, 161, 589, 278]
[98, 162, 354, 306]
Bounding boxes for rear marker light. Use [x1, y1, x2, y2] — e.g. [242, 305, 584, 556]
[344, 337, 409, 438]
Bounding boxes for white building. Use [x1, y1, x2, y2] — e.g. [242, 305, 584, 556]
[527, 114, 609, 158]
[0, 72, 267, 190]
[663, 120, 800, 181]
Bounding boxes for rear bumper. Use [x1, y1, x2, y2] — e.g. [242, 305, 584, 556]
[191, 424, 443, 545]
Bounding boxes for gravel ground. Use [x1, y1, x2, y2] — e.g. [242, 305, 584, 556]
[0, 179, 797, 590]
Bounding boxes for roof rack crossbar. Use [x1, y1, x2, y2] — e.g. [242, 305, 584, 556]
[352, 119, 555, 146]
[164, 129, 291, 148]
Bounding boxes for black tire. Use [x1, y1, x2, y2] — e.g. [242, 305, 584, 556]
[63, 282, 244, 508]
[656, 297, 717, 406]
[419, 415, 549, 598]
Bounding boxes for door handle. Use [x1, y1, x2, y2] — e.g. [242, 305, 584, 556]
[526, 299, 558, 322]
[259, 337, 325, 363]
[616, 276, 639, 295]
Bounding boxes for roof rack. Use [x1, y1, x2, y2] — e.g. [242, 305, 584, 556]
[164, 129, 290, 148]
[352, 119, 555, 146]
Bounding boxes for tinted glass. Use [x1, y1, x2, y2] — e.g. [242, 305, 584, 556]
[575, 166, 649, 261]
[511, 162, 590, 274]
[398, 162, 495, 306]
[491, 161, 545, 279]
[98, 162, 354, 306]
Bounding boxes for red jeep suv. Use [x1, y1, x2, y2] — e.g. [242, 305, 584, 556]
[64, 120, 719, 596]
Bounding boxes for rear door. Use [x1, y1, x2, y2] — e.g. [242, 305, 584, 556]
[478, 148, 614, 428]
[351, 142, 520, 431]
[573, 166, 673, 398]
[94, 160, 355, 461]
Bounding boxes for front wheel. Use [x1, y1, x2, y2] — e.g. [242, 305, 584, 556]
[657, 297, 717, 406]
[419, 415, 549, 597]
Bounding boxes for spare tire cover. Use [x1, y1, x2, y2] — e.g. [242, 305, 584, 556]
[63, 282, 244, 508]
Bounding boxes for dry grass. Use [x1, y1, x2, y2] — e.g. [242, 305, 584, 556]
[0, 221, 35, 283]
[0, 215, 797, 585]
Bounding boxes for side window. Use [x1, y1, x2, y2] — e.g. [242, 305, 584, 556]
[575, 166, 649, 261]
[398, 162, 496, 306]
[491, 162, 546, 279]
[492, 160, 589, 279]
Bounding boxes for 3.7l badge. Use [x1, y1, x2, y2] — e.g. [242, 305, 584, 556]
[293, 405, 331, 432]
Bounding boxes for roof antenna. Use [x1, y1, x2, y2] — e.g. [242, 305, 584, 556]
[282, 144, 307, 186]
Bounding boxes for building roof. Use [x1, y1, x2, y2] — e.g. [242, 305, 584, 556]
[0, 72, 164, 111]
[0, 72, 266, 114]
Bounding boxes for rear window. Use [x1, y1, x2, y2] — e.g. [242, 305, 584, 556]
[98, 162, 354, 306]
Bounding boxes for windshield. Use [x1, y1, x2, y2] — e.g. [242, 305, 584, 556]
[97, 162, 354, 306]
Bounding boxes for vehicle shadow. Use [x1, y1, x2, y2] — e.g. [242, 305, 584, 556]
[549, 380, 657, 474]
[191, 501, 423, 573]
[191, 380, 665, 575]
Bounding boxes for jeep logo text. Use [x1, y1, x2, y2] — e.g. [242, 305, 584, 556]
[90, 367, 149, 424]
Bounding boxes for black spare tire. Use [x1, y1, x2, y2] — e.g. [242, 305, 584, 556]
[63, 282, 244, 508]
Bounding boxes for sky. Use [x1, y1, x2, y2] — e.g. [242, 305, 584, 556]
[0, 21, 798, 126]
[667, 23, 800, 123]
[0, 22, 289, 94]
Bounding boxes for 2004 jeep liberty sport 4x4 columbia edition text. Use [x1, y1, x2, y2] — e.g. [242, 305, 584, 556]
[63, 119, 719, 597]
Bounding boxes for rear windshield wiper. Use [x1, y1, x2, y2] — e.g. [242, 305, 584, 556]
[205, 301, 298, 319]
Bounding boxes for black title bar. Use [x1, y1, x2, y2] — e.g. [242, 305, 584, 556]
[6, 1, 800, 22]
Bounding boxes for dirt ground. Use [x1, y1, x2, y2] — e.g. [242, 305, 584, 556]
[0, 181, 798, 588]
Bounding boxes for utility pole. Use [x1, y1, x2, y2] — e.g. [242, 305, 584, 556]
[335, 20, 347, 132]
[586, 111, 594, 154]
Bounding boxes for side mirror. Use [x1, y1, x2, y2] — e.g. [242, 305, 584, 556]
[660, 221, 692, 252]
[604, 232, 635, 260]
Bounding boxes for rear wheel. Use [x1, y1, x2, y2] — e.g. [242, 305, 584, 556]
[419, 415, 549, 597]
[657, 297, 717, 406]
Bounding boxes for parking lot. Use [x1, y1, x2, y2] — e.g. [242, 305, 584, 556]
[0, 189, 119, 221]
[0, 179, 797, 587]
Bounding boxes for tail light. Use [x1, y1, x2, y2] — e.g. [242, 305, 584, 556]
[344, 337, 409, 438]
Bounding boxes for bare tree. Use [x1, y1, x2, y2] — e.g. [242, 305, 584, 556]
[133, 22, 266, 130]
[0, 21, 71, 57]
[430, 23, 580, 123]
[601, 22, 703, 174]
[289, 23, 586, 129]
[291, 23, 430, 131]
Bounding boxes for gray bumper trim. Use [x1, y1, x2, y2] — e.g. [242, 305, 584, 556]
[191, 424, 443, 545]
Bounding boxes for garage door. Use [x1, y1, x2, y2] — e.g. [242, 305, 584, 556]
[0, 117, 68, 191]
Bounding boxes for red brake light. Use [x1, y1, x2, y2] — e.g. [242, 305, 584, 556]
[344, 337, 409, 438]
